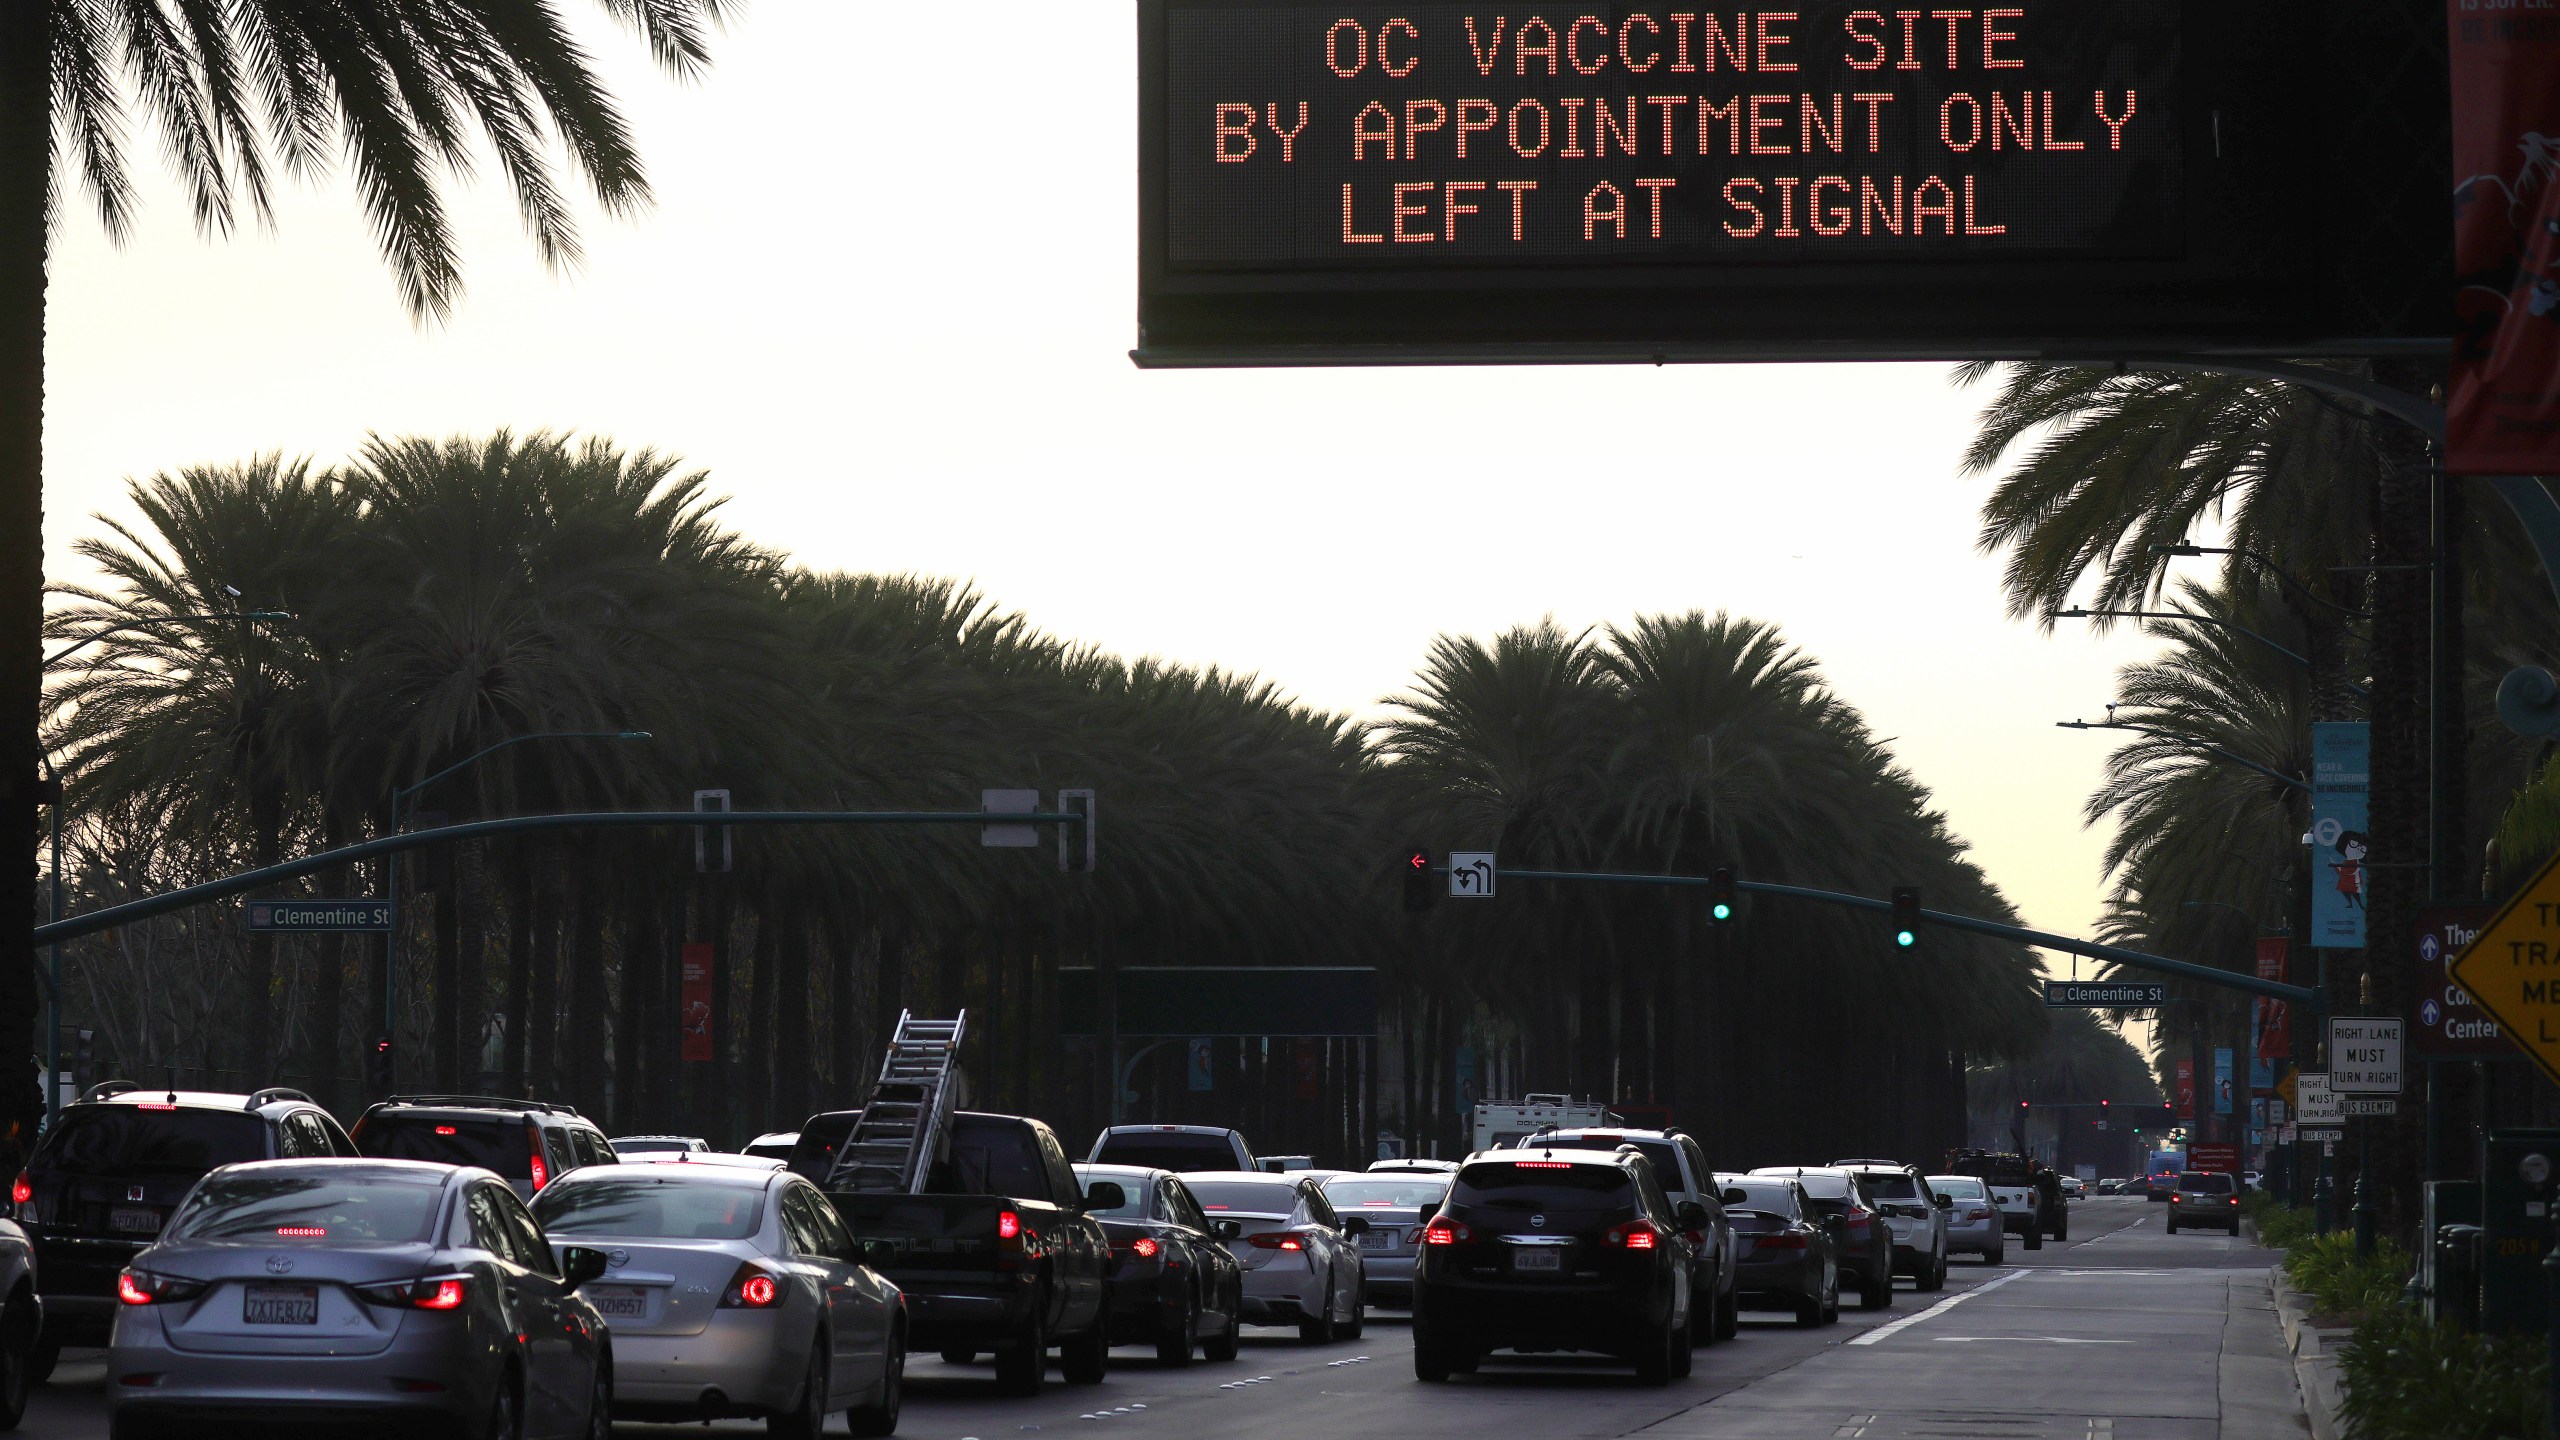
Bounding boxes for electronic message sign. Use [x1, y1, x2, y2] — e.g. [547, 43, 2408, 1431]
[1135, 2, 2451, 364]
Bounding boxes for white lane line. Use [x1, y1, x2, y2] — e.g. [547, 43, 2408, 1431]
[1847, 1266, 2033, 1346]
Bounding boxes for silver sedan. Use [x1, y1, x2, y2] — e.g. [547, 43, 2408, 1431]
[1319, 1172, 1451, 1308]
[531, 1161, 905, 1436]
[1924, 1175, 2005, 1264]
[107, 1158, 613, 1440]
[1185, 1172, 1367, 1342]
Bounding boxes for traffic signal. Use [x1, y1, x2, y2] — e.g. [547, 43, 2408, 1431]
[1058, 788, 1097, 872]
[2100, 1098, 2111, 1128]
[1708, 865, 1736, 923]
[1402, 849, 1434, 913]
[366, 1034, 395, 1094]
[1890, 887, 1921, 947]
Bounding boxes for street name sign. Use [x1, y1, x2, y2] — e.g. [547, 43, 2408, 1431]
[2295, 1072, 2340, 1126]
[2340, 1097, 2399, 1118]
[2447, 846, 2560, 1088]
[2416, 902, 2505, 1057]
[2327, 1017, 2404, 1094]
[1135, 2, 2447, 363]
[244, 900, 392, 933]
[2044, 980, 2167, 1008]
[1447, 852, 1496, 897]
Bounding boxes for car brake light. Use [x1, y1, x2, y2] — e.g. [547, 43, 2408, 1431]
[1755, 1232, 1808, 1250]
[136, 1104, 176, 1111]
[997, 1210, 1021, 1240]
[416, 1278, 467, 1311]
[116, 1273, 154, 1306]
[1514, 1161, 1571, 1170]
[9, 1172, 27, 1206]
[1129, 1237, 1160, 1259]
[1608, 1221, 1658, 1250]
[1246, 1232, 1303, 1251]
[435, 1125, 458, 1136]
[1422, 1218, 1469, 1246]
[354, 1275, 469, 1310]
[117, 1271, 206, 1306]
[526, 1122, 549, 1191]
[275, 1226, 326, 1238]
[718, 1263, 782, 1309]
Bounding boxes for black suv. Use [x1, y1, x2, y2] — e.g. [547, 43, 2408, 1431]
[1411, 1147, 1699, 1385]
[13, 1081, 354, 1370]
[349, 1093, 615, 1200]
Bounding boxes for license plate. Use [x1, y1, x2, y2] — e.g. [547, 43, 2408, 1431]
[110, 1206, 160, 1235]
[587, 1286, 648, 1319]
[1359, 1231, 1398, 1250]
[244, 1284, 318, 1325]
[1512, 1249, 1562, 1272]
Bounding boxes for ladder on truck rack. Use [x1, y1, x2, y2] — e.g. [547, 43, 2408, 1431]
[827, 1010, 967, 1194]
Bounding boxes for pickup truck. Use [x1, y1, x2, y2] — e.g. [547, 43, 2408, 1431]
[821, 1110, 1114, 1397]
[1944, 1150, 2064, 1248]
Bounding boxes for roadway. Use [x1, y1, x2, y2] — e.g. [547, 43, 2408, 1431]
[18, 1196, 2308, 1439]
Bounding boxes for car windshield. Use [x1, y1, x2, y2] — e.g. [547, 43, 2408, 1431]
[533, 1174, 767, 1239]
[1188, 1180, 1301, 1215]
[1091, 1133, 1237, 1173]
[39, 1107, 266, 1177]
[1323, 1177, 1451, 1209]
[168, 1170, 444, 1243]
[357, 1115, 531, 1180]
[1451, 1161, 1633, 1213]
[2179, 1172, 2234, 1194]
[1724, 1181, 1797, 1215]
[1929, 1177, 1987, 1200]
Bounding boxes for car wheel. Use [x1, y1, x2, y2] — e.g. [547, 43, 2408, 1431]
[481, 1372, 524, 1440]
[1920, 1250, 1946, 1293]
[2053, 1219, 2069, 1242]
[1158, 1288, 1199, 1366]
[2023, 1226, 2043, 1251]
[1860, 1263, 1892, 1311]
[1987, 1238, 2004, 1265]
[1714, 1283, 1740, 1342]
[1793, 1284, 1825, 1327]
[1203, 1308, 1241, 1363]
[769, 1334, 829, 1440]
[994, 1305, 1047, 1398]
[582, 1352, 613, 1440]
[1415, 1334, 1457, 1382]
[1298, 1281, 1337, 1344]
[1635, 1320, 1674, 1386]
[1670, 1314, 1695, 1379]
[1060, 1318, 1109, 1385]
[939, 1348, 975, 1365]
[0, 1297, 32, 1430]
[1821, 1270, 1841, 1326]
[1340, 1278, 1365, 1342]
[2166, 1216, 2179, 1234]
[845, 1326, 905, 1438]
[21, 1334, 53, 1389]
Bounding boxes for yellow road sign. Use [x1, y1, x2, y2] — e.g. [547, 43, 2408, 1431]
[2448, 847, 2560, 1088]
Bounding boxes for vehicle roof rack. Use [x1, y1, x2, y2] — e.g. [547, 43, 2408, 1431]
[244, 1087, 315, 1110]
[80, 1080, 138, 1103]
[385, 1093, 583, 1117]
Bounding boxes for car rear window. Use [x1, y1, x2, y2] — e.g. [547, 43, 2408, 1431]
[2179, 1172, 2234, 1194]
[1929, 1177, 1987, 1200]
[1090, 1133, 1237, 1173]
[1077, 1174, 1149, 1219]
[1723, 1180, 1797, 1216]
[1856, 1172, 1920, 1200]
[1545, 1135, 1684, 1190]
[1452, 1161, 1633, 1213]
[612, 1139, 694, 1155]
[1323, 1177, 1451, 1209]
[168, 1169, 444, 1243]
[38, 1107, 265, 1177]
[357, 1116, 531, 1180]
[1189, 1180, 1301, 1215]
[533, 1174, 767, 1239]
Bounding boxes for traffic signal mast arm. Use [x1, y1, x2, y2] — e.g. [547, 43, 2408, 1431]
[1477, 865, 2320, 1007]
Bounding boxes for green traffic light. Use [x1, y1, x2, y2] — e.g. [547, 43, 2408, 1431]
[1712, 902, 1732, 921]
[1895, 929, 1915, 947]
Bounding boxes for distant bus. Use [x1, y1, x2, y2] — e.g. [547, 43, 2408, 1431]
[2142, 1149, 2186, 1200]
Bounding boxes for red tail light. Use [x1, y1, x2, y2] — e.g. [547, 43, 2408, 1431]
[1754, 1232, 1808, 1250]
[355, 1275, 469, 1310]
[718, 1263, 782, 1309]
[1513, 1161, 1571, 1170]
[525, 1123, 549, 1191]
[1422, 1218, 1470, 1246]
[1128, 1237, 1160, 1259]
[117, 1270, 206, 1306]
[415, 1278, 467, 1311]
[10, 1172, 28, 1207]
[116, 1273, 154, 1306]
[997, 1210, 1021, 1240]
[1245, 1232, 1304, 1251]
[1608, 1221, 1659, 1250]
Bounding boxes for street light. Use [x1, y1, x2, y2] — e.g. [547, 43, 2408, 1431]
[2054, 605, 2367, 699]
[38, 608, 289, 1124]
[2148, 543, 2369, 621]
[2055, 718, 2311, 795]
[382, 730, 653, 1051]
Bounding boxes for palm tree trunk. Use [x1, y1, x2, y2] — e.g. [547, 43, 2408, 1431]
[501, 857, 533, 1097]
[566, 867, 604, 1115]
[774, 915, 811, 1128]
[0, 1, 45, 1153]
[614, 883, 656, 1133]
[526, 866, 559, 1099]
[431, 852, 460, 1091]
[746, 909, 778, 1130]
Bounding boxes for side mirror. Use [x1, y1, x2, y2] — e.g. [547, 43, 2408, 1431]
[1935, 1193, 1955, 1210]
[1213, 1219, 1244, 1240]
[1720, 1187, 1748, 1207]
[1342, 1215, 1370, 1236]
[1083, 1181, 1127, 1212]
[561, 1245, 610, 1290]
[1675, 1201, 1710, 1230]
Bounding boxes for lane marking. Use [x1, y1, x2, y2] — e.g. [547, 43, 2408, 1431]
[1848, 1266, 2032, 1345]
[1932, 1336, 2134, 1344]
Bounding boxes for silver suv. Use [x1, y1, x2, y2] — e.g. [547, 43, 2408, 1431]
[351, 1094, 617, 1201]
[1832, 1159, 1950, 1291]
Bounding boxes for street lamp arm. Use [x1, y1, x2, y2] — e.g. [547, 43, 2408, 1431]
[44, 610, 290, 669]
[2148, 544, 2372, 622]
[2056, 719, 2312, 794]
[393, 730, 654, 813]
[2061, 607, 2316, 670]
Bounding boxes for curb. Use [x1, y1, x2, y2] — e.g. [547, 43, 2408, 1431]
[2271, 1264, 2351, 1440]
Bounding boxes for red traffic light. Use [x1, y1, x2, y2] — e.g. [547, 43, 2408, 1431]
[1408, 852, 1428, 869]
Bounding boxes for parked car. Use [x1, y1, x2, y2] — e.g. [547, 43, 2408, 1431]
[1833, 1159, 1949, 1291]
[533, 1156, 906, 1434]
[1085, 1126, 1255, 1174]
[610, 1135, 708, 1157]
[1071, 1164, 1244, 1364]
[105, 1158, 613, 1440]
[16, 1082, 353, 1377]
[1923, 1175, 2005, 1264]
[2165, 1170, 2242, 1235]
[1523, 1127, 1738, 1342]
[1750, 1167, 1891, 1310]
[824, 1111, 1110, 1397]
[350, 1094, 616, 1202]
[743, 1132, 799, 1162]
[1185, 1171, 1367, 1342]
[1318, 1170, 1452, 1309]
[1412, 1147, 1696, 1384]
[1715, 1173, 1838, 1325]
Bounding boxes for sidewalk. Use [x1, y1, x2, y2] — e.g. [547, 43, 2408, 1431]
[2268, 1265, 2348, 1440]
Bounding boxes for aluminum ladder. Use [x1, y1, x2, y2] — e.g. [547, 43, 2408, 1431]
[827, 1010, 967, 1193]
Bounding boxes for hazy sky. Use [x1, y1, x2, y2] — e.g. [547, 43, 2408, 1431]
[42, 6, 2178, 1003]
